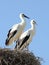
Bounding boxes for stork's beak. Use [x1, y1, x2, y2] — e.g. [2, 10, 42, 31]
[23, 14, 30, 19]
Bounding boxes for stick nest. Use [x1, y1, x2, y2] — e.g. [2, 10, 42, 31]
[0, 48, 41, 65]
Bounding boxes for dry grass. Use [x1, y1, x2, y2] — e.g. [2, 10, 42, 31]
[0, 48, 41, 65]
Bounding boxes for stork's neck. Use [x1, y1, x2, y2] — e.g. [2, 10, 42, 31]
[20, 18, 26, 26]
[30, 23, 35, 35]
[31, 23, 35, 31]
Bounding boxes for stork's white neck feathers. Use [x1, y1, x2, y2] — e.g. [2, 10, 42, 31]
[31, 22, 35, 30]
[30, 21, 36, 35]
[20, 16, 26, 27]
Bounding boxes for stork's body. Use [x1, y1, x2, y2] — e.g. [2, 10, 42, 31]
[5, 13, 29, 45]
[15, 20, 36, 51]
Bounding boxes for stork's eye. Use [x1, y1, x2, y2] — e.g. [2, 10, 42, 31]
[22, 14, 24, 16]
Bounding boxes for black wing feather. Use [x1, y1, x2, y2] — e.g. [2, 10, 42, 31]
[7, 29, 12, 37]
[5, 30, 17, 45]
[19, 34, 30, 48]
[9, 30, 17, 40]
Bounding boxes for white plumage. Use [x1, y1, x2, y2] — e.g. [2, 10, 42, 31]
[15, 19, 37, 51]
[5, 13, 29, 45]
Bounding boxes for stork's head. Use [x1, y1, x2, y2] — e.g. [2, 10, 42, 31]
[20, 13, 30, 19]
[31, 19, 37, 25]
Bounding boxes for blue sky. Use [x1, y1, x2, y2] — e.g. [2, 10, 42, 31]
[0, 0, 49, 65]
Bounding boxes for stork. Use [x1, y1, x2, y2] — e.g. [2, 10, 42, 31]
[15, 19, 37, 51]
[5, 13, 29, 46]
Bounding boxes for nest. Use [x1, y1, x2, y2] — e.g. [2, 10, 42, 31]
[0, 48, 41, 65]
